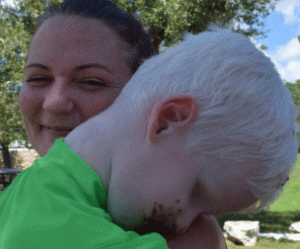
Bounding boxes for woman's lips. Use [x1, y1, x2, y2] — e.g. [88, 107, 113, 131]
[43, 126, 73, 137]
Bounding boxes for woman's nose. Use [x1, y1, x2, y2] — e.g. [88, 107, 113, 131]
[42, 79, 74, 114]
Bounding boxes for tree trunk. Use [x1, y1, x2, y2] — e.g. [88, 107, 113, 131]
[149, 25, 165, 53]
[1, 143, 12, 169]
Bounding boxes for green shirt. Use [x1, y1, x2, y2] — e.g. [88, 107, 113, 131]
[0, 138, 169, 249]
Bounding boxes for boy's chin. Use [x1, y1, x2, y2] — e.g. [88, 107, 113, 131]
[133, 202, 189, 238]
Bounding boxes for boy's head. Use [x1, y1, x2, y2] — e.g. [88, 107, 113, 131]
[68, 27, 298, 233]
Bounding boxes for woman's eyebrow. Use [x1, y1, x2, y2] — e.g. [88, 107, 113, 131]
[24, 63, 113, 75]
[24, 63, 49, 70]
[75, 63, 113, 75]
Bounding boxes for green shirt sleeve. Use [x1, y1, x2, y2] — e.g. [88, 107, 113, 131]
[0, 138, 169, 249]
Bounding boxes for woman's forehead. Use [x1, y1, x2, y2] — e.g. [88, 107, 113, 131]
[34, 15, 116, 38]
[26, 15, 132, 82]
[28, 15, 120, 61]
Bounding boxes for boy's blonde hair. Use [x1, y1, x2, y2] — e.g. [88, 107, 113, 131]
[119, 26, 298, 212]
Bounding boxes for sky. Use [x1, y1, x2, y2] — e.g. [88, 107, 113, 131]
[3, 0, 300, 83]
[255, 0, 300, 83]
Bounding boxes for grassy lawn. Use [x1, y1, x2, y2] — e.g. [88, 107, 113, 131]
[268, 155, 300, 212]
[226, 238, 300, 249]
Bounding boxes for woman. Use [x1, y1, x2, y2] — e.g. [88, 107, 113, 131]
[20, 0, 155, 157]
[18, 0, 227, 248]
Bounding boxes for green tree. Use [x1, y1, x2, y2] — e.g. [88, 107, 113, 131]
[113, 0, 278, 52]
[285, 80, 300, 122]
[0, 0, 62, 168]
[285, 80, 300, 150]
[0, 3, 31, 168]
[260, 44, 268, 50]
[12, 0, 280, 57]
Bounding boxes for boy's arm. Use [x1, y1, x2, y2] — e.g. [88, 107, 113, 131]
[166, 214, 227, 249]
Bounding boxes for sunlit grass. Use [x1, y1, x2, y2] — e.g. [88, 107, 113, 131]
[226, 238, 300, 249]
[268, 154, 300, 212]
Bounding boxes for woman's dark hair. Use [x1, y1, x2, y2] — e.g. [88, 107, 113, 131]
[35, 0, 157, 74]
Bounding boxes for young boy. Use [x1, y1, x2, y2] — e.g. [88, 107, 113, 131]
[0, 27, 297, 248]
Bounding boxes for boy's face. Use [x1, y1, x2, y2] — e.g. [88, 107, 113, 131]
[105, 106, 257, 232]
[68, 96, 257, 233]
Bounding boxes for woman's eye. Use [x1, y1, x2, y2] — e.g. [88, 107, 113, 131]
[77, 79, 108, 91]
[81, 79, 106, 86]
[26, 77, 50, 82]
[26, 77, 51, 83]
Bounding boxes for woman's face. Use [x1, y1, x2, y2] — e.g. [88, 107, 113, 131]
[19, 15, 132, 156]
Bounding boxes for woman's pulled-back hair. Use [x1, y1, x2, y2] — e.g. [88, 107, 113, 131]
[119, 26, 298, 213]
[35, 0, 157, 73]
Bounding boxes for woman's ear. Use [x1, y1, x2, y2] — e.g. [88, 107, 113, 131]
[147, 94, 198, 143]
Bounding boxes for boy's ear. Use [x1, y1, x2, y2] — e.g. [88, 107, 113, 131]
[147, 94, 198, 143]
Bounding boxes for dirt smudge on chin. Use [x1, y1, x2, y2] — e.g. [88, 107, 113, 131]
[133, 202, 183, 238]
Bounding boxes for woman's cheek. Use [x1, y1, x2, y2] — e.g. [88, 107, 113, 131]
[18, 88, 30, 117]
[18, 86, 43, 118]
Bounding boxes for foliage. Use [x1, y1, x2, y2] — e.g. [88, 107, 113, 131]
[285, 80, 300, 123]
[260, 44, 267, 50]
[0, 3, 29, 166]
[14, 0, 63, 35]
[113, 0, 278, 52]
[15, 0, 279, 52]
[0, 1, 62, 157]
[285, 80, 300, 151]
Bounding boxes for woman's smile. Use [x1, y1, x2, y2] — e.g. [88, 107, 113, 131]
[42, 125, 73, 137]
